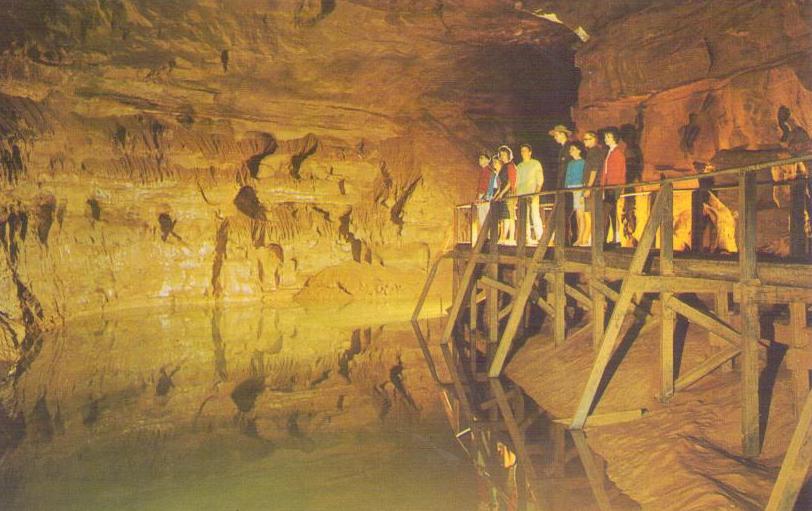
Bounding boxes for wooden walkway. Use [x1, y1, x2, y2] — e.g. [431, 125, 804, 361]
[414, 155, 812, 510]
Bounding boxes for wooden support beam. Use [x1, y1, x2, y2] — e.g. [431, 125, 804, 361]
[571, 431, 614, 511]
[789, 174, 807, 259]
[554, 191, 567, 346]
[536, 296, 555, 317]
[666, 296, 742, 346]
[593, 285, 606, 352]
[571, 188, 667, 429]
[554, 271, 567, 346]
[566, 283, 593, 310]
[661, 294, 676, 402]
[739, 170, 761, 458]
[789, 301, 809, 419]
[660, 185, 676, 402]
[480, 387, 521, 411]
[489, 199, 561, 378]
[498, 304, 513, 321]
[440, 212, 492, 345]
[674, 345, 741, 392]
[487, 216, 500, 365]
[479, 276, 518, 296]
[627, 275, 736, 293]
[469, 283, 478, 375]
[591, 189, 605, 267]
[553, 409, 647, 428]
[765, 390, 812, 511]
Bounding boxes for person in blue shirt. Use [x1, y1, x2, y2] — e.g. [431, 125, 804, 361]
[566, 142, 587, 246]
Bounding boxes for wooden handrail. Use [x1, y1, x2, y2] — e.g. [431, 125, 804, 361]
[455, 153, 812, 208]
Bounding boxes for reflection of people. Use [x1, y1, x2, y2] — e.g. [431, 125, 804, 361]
[496, 440, 518, 510]
[516, 144, 544, 241]
[566, 142, 587, 246]
[601, 127, 626, 245]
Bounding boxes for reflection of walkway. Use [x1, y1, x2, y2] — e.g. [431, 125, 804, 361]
[413, 315, 638, 510]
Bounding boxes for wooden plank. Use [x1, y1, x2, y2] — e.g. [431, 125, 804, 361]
[674, 345, 741, 392]
[571, 188, 667, 429]
[469, 282, 478, 375]
[440, 211, 492, 345]
[591, 279, 620, 302]
[666, 296, 741, 346]
[489, 199, 561, 377]
[765, 390, 812, 511]
[498, 304, 513, 321]
[571, 431, 614, 511]
[479, 276, 518, 296]
[740, 171, 760, 458]
[480, 387, 521, 411]
[554, 409, 647, 428]
[628, 275, 736, 293]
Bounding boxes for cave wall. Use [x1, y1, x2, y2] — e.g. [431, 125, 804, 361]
[0, 0, 578, 353]
[561, 0, 812, 174]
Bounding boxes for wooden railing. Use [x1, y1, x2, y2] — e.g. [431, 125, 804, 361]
[454, 154, 812, 258]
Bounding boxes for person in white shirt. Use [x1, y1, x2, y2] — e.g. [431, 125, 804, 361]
[515, 144, 544, 241]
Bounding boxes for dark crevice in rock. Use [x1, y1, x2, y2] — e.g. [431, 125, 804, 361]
[234, 186, 267, 221]
[35, 195, 56, 246]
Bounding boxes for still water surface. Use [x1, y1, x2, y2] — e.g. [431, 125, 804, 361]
[0, 304, 477, 510]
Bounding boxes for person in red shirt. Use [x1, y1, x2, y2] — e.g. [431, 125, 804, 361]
[474, 153, 492, 240]
[601, 127, 626, 244]
[498, 145, 518, 244]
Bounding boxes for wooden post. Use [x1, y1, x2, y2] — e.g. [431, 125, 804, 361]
[660, 183, 675, 402]
[516, 197, 528, 340]
[469, 280, 479, 375]
[790, 172, 806, 259]
[790, 301, 809, 418]
[591, 190, 606, 352]
[739, 170, 761, 458]
[712, 291, 734, 372]
[487, 217, 500, 364]
[554, 192, 567, 346]
[765, 390, 812, 511]
[691, 185, 705, 252]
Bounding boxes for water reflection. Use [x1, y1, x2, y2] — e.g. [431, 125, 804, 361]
[413, 317, 641, 511]
[0, 304, 478, 510]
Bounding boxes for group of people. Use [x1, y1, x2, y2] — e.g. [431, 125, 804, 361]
[475, 124, 635, 247]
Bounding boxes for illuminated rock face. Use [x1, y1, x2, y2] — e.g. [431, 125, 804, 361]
[0, 0, 577, 352]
